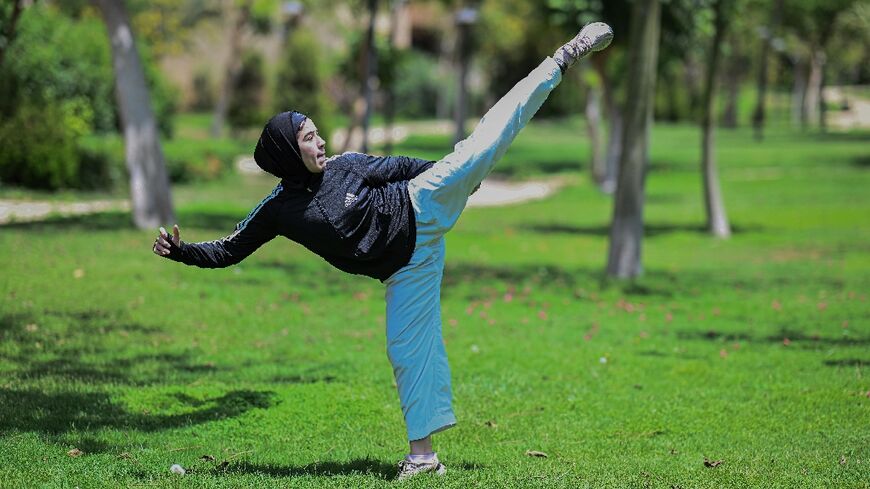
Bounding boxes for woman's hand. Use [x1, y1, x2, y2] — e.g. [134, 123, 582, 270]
[152, 224, 181, 256]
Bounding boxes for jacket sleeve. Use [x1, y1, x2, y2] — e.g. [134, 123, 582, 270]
[363, 154, 435, 186]
[164, 202, 277, 268]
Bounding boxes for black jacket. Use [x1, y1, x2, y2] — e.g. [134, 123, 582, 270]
[166, 152, 435, 281]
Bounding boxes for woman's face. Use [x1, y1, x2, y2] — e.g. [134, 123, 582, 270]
[297, 118, 327, 173]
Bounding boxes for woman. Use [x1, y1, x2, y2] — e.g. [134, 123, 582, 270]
[153, 22, 613, 480]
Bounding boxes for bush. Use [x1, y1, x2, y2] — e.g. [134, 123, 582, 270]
[0, 5, 178, 137]
[0, 103, 81, 190]
[274, 28, 335, 140]
[393, 51, 449, 119]
[0, 4, 180, 190]
[191, 69, 216, 111]
[162, 139, 245, 183]
[228, 50, 267, 130]
[77, 134, 246, 186]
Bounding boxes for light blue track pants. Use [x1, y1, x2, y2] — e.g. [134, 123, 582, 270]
[383, 58, 563, 441]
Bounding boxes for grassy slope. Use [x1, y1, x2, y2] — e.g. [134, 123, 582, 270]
[0, 121, 868, 488]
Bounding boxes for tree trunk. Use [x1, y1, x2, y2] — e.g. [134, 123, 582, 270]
[454, 14, 473, 145]
[0, 0, 24, 69]
[211, 0, 252, 138]
[92, 0, 174, 229]
[791, 58, 808, 128]
[360, 0, 378, 153]
[700, 0, 731, 238]
[384, 0, 406, 154]
[720, 37, 742, 129]
[585, 75, 605, 186]
[593, 55, 619, 194]
[684, 54, 703, 120]
[805, 47, 824, 130]
[603, 107, 622, 194]
[751, 0, 782, 141]
[818, 61, 827, 132]
[606, 0, 661, 279]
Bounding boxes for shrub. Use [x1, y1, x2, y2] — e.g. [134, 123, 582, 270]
[393, 51, 449, 119]
[0, 4, 180, 190]
[274, 27, 335, 140]
[0, 103, 80, 190]
[228, 50, 267, 130]
[191, 69, 216, 111]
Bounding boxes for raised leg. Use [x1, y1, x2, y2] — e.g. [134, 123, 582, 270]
[408, 57, 563, 239]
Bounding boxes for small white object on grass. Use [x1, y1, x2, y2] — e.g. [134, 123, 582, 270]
[170, 464, 186, 475]
[599, 357, 607, 364]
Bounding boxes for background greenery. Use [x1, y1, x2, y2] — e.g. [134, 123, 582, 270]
[0, 119, 867, 487]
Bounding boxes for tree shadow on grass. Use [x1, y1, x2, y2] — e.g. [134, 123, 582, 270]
[851, 154, 870, 168]
[493, 159, 584, 178]
[675, 328, 870, 348]
[0, 209, 246, 233]
[442, 262, 701, 299]
[822, 359, 867, 367]
[212, 458, 484, 480]
[0, 310, 227, 386]
[521, 222, 762, 237]
[0, 388, 277, 436]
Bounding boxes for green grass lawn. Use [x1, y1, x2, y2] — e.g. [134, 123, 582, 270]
[1, 121, 868, 488]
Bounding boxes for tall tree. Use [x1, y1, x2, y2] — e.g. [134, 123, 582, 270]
[700, 0, 732, 238]
[211, 0, 252, 138]
[606, 0, 661, 278]
[383, 0, 409, 154]
[581, 63, 605, 186]
[92, 0, 174, 229]
[360, 0, 379, 153]
[0, 0, 25, 69]
[751, 0, 783, 140]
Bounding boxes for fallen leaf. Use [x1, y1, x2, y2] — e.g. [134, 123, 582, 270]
[771, 300, 782, 311]
[201, 454, 216, 462]
[67, 448, 84, 457]
[25, 323, 38, 332]
[782, 337, 791, 346]
[704, 458, 723, 468]
[719, 349, 728, 358]
[817, 302, 828, 311]
[73, 269, 85, 279]
[525, 450, 548, 458]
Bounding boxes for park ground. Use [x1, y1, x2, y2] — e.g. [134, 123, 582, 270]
[0, 117, 868, 488]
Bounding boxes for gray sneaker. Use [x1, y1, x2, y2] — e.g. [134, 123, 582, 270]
[553, 22, 614, 72]
[396, 455, 447, 480]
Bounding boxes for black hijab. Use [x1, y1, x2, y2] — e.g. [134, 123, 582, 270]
[254, 111, 317, 188]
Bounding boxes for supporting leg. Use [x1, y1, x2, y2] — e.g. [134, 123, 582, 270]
[384, 237, 456, 442]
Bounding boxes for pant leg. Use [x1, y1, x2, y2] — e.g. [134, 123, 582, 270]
[384, 236, 456, 441]
[409, 57, 562, 238]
